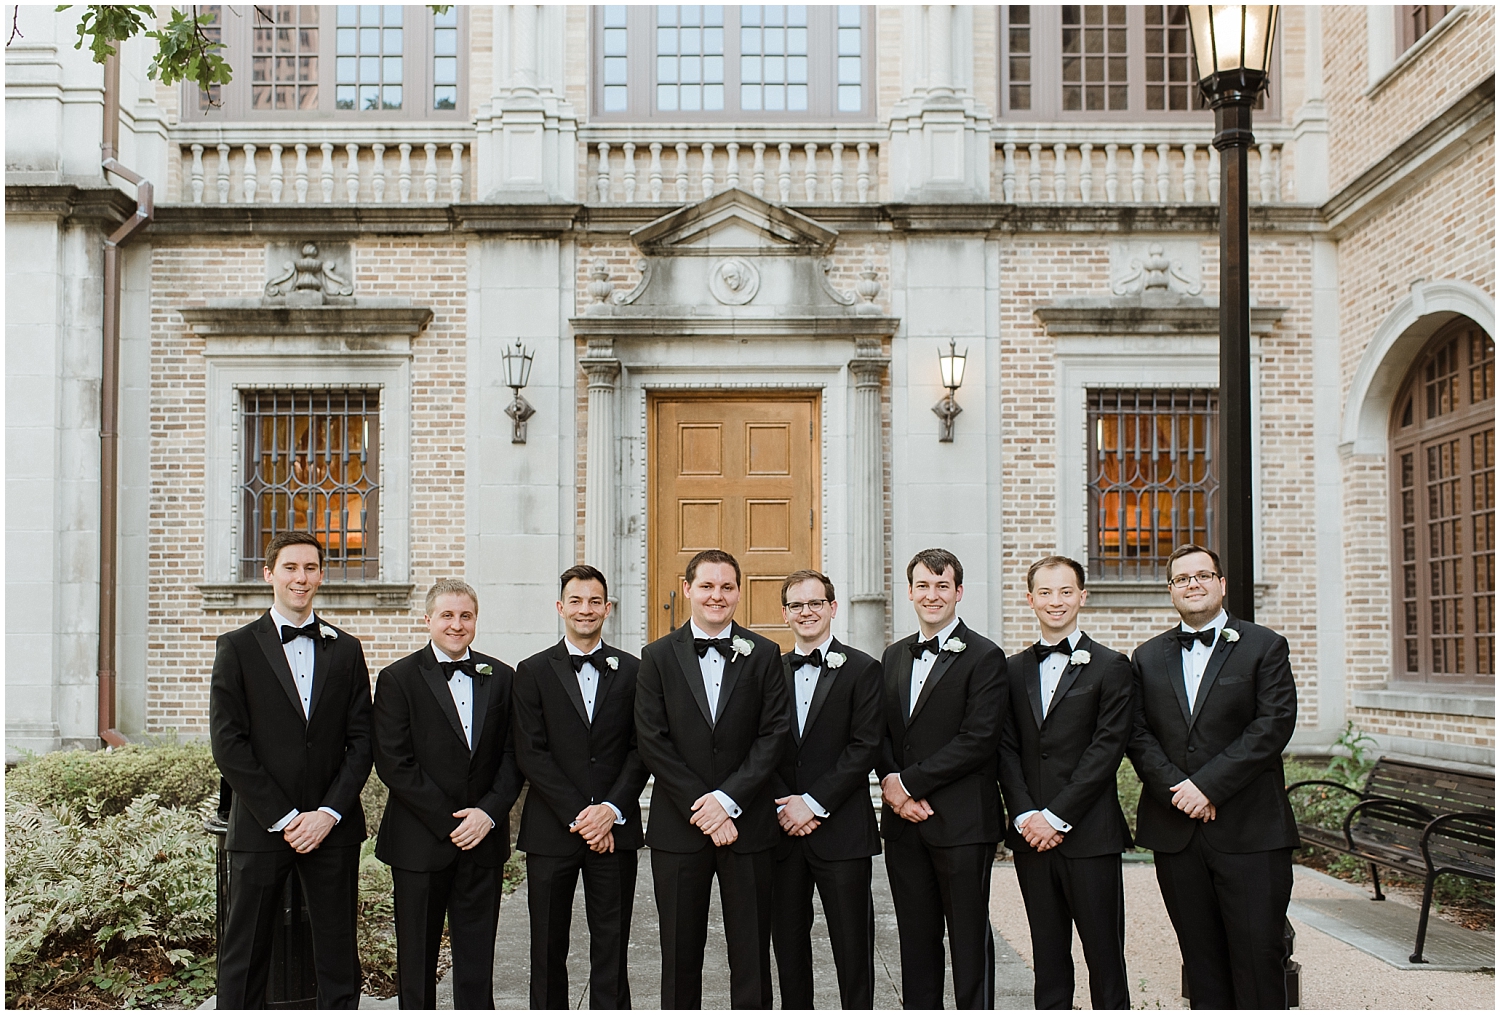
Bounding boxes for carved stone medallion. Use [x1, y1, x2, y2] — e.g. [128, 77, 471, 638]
[708, 257, 760, 306]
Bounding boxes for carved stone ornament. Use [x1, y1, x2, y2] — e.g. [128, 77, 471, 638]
[1111, 241, 1203, 297]
[265, 242, 355, 306]
[708, 257, 760, 306]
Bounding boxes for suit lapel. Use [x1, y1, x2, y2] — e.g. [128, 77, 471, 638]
[592, 643, 620, 717]
[910, 622, 966, 722]
[550, 643, 591, 726]
[468, 662, 492, 752]
[1022, 651, 1044, 729]
[672, 624, 715, 728]
[1045, 635, 1087, 720]
[781, 655, 801, 744]
[254, 613, 308, 722]
[307, 617, 331, 719]
[801, 645, 840, 742]
[716, 625, 750, 723]
[1188, 619, 1240, 728]
[419, 647, 470, 749]
[894, 636, 916, 726]
[1165, 632, 1192, 726]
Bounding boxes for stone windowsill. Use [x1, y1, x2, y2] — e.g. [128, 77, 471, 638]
[1083, 581, 1268, 610]
[197, 582, 414, 611]
[1352, 687, 1496, 719]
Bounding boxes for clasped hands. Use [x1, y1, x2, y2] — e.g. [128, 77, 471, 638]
[776, 795, 820, 836]
[282, 810, 337, 854]
[570, 803, 618, 854]
[1019, 812, 1064, 852]
[690, 793, 739, 845]
[1169, 778, 1217, 821]
[880, 774, 933, 823]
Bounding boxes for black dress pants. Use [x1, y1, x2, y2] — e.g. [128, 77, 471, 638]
[651, 844, 775, 1009]
[391, 855, 502, 1009]
[771, 842, 875, 1008]
[218, 845, 362, 1010]
[884, 833, 996, 1010]
[526, 848, 638, 1009]
[1012, 849, 1129, 1010]
[1154, 828, 1293, 1010]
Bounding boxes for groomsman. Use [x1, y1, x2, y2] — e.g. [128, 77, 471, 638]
[209, 531, 373, 1009]
[877, 548, 1007, 1010]
[372, 579, 523, 1009]
[769, 570, 883, 1009]
[635, 549, 791, 1009]
[512, 565, 649, 1009]
[1127, 545, 1299, 1009]
[997, 556, 1133, 1010]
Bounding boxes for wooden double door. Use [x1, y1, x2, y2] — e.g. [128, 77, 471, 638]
[649, 394, 820, 651]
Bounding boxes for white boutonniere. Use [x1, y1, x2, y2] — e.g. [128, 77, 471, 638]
[475, 662, 494, 676]
[1070, 649, 1091, 666]
[606, 656, 620, 671]
[1221, 628, 1240, 643]
[942, 637, 966, 654]
[731, 636, 755, 661]
[318, 624, 337, 641]
[826, 651, 847, 669]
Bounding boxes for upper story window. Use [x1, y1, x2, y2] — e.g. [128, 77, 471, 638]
[592, 5, 872, 121]
[1399, 5, 1454, 55]
[187, 5, 467, 121]
[999, 5, 1274, 122]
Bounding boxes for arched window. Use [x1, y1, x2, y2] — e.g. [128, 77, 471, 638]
[1389, 317, 1495, 686]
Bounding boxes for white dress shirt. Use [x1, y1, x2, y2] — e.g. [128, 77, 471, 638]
[432, 642, 494, 830]
[1013, 628, 1083, 836]
[787, 634, 834, 819]
[1180, 610, 1229, 712]
[689, 620, 742, 820]
[266, 606, 340, 833]
[896, 616, 963, 800]
[564, 638, 625, 826]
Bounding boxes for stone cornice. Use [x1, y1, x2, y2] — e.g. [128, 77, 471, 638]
[5, 184, 137, 227]
[180, 302, 433, 339]
[569, 314, 901, 339]
[1034, 299, 1288, 336]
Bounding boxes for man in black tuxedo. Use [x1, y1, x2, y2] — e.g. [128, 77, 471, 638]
[1127, 544, 1299, 1009]
[998, 556, 1134, 1010]
[635, 548, 791, 1009]
[209, 531, 373, 1009]
[513, 565, 649, 1009]
[372, 579, 523, 1009]
[769, 569, 883, 1009]
[877, 548, 1007, 1010]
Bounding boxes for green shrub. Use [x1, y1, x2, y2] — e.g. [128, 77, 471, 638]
[1116, 758, 1142, 840]
[6, 737, 218, 818]
[356, 838, 400, 998]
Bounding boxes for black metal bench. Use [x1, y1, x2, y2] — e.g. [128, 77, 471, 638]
[1287, 758, 1495, 963]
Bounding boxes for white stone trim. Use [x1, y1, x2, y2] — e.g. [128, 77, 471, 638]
[1366, 6, 1471, 98]
[1339, 279, 1496, 457]
[1352, 688, 1496, 719]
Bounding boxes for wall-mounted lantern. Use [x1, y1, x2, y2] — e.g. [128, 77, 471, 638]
[501, 339, 536, 443]
[933, 339, 968, 442]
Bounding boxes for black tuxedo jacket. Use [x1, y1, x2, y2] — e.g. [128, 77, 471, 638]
[1127, 615, 1300, 854]
[876, 620, 1007, 847]
[209, 612, 374, 852]
[372, 644, 523, 871]
[770, 638, 883, 862]
[512, 639, 650, 857]
[997, 634, 1134, 858]
[635, 621, 791, 854]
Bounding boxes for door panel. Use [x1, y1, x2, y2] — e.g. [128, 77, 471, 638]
[650, 394, 819, 650]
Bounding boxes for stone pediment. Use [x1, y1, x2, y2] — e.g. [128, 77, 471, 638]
[629, 187, 839, 256]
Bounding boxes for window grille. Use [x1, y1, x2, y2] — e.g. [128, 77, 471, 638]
[1144, 5, 1195, 111]
[198, 6, 224, 111]
[1400, 5, 1453, 53]
[1006, 5, 1031, 111]
[432, 6, 458, 110]
[1087, 388, 1218, 581]
[1062, 5, 1128, 112]
[253, 5, 320, 111]
[740, 5, 808, 112]
[240, 388, 380, 581]
[657, 5, 726, 112]
[835, 5, 863, 112]
[601, 5, 629, 112]
[336, 4, 403, 111]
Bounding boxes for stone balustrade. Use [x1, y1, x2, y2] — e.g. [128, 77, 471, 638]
[993, 125, 1294, 204]
[170, 125, 474, 205]
[579, 127, 886, 205]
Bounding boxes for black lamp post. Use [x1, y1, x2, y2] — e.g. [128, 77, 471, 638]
[1187, 5, 1278, 622]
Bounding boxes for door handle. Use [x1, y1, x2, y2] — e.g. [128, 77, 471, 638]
[663, 589, 677, 629]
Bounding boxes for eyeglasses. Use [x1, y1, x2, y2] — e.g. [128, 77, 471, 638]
[1166, 571, 1221, 589]
[783, 599, 830, 614]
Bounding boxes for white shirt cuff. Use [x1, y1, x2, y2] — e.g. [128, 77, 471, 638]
[318, 806, 342, 824]
[1041, 808, 1071, 832]
[1013, 809, 1038, 833]
[897, 775, 911, 799]
[605, 802, 626, 825]
[712, 790, 742, 818]
[269, 808, 299, 832]
[802, 793, 829, 818]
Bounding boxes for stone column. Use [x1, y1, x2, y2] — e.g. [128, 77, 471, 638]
[887, 5, 992, 201]
[847, 339, 890, 654]
[581, 336, 621, 585]
[477, 5, 578, 201]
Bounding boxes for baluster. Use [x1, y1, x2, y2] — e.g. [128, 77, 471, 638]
[753, 142, 767, 197]
[1027, 143, 1042, 202]
[398, 143, 412, 202]
[344, 143, 360, 203]
[1258, 141, 1274, 202]
[1001, 142, 1016, 202]
[321, 143, 336, 203]
[701, 142, 715, 197]
[1130, 143, 1146, 201]
[830, 142, 844, 202]
[1156, 143, 1171, 202]
[423, 142, 439, 202]
[597, 141, 612, 202]
[777, 142, 792, 201]
[216, 142, 230, 204]
[725, 142, 740, 191]
[1079, 142, 1094, 201]
[855, 142, 870, 203]
[293, 144, 310, 203]
[190, 144, 205, 203]
[1182, 142, 1198, 202]
[674, 142, 689, 201]
[241, 144, 258, 203]
[268, 144, 284, 203]
[649, 142, 664, 201]
[1053, 142, 1068, 201]
[622, 142, 637, 202]
[372, 143, 387, 203]
[1207, 146, 1220, 203]
[1104, 143, 1119, 202]
[803, 143, 818, 200]
[449, 142, 464, 202]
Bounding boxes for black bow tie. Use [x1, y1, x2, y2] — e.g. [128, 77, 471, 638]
[789, 649, 823, 670]
[570, 649, 610, 673]
[280, 621, 321, 644]
[1033, 641, 1072, 663]
[909, 636, 941, 659]
[694, 637, 731, 658]
[1176, 628, 1217, 650]
[440, 658, 476, 680]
